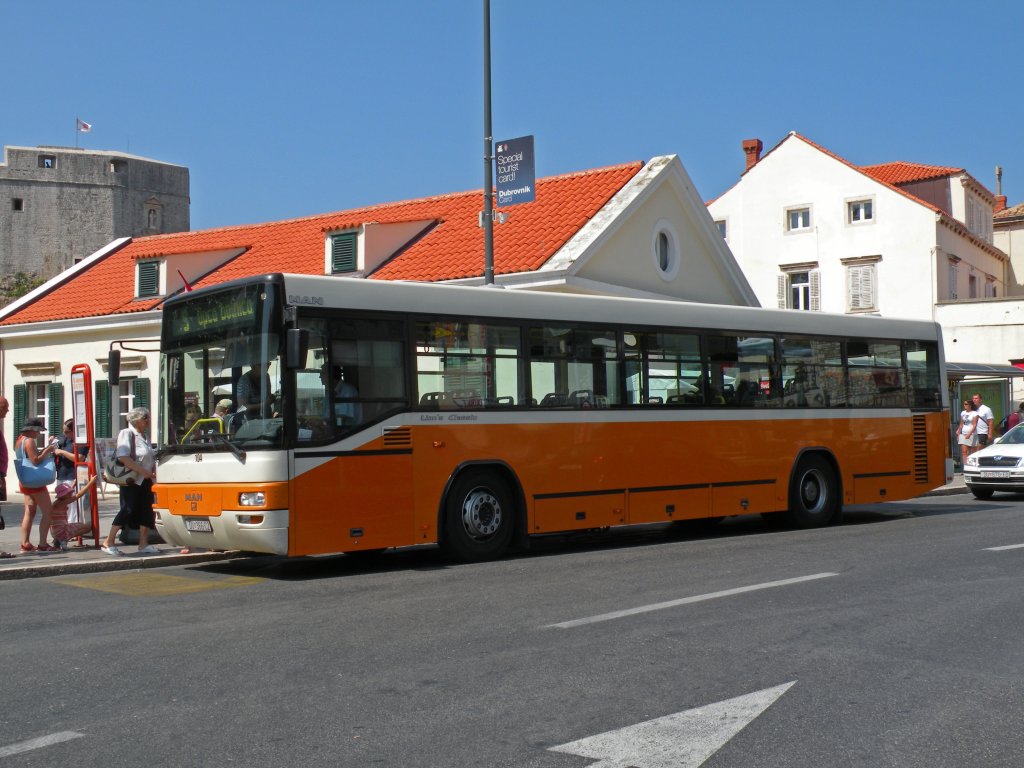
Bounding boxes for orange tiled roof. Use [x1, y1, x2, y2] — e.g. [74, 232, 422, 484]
[1, 161, 642, 326]
[995, 202, 1024, 220]
[860, 161, 963, 186]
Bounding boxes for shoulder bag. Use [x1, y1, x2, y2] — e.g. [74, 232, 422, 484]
[14, 438, 57, 488]
[103, 429, 137, 486]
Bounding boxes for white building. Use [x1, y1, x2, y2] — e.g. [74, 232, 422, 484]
[708, 132, 1024, 409]
[708, 132, 1006, 320]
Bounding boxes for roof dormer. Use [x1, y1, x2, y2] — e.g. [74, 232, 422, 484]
[325, 220, 436, 277]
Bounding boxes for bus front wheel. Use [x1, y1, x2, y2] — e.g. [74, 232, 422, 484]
[786, 455, 840, 528]
[442, 471, 515, 562]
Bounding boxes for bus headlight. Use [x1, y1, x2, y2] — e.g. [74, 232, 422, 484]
[239, 492, 266, 507]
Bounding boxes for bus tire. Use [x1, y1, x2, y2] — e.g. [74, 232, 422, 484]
[441, 470, 515, 562]
[786, 454, 840, 528]
[970, 487, 994, 500]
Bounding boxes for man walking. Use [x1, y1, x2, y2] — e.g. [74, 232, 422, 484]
[973, 393, 994, 447]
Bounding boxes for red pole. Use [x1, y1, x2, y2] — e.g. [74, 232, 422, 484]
[70, 364, 100, 548]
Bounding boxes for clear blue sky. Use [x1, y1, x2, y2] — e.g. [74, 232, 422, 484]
[3, 1, 1021, 231]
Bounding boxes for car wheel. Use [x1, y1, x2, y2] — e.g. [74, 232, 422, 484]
[970, 487, 994, 500]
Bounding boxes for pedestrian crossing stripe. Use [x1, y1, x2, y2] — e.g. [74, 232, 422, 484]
[55, 572, 263, 596]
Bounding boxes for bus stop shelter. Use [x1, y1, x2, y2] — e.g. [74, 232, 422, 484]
[945, 361, 1024, 468]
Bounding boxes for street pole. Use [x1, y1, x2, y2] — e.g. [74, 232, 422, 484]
[482, 0, 495, 285]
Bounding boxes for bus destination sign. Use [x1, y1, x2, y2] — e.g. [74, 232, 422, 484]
[170, 292, 257, 336]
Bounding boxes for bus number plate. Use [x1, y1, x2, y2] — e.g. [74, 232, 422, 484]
[184, 517, 213, 532]
[982, 471, 1010, 479]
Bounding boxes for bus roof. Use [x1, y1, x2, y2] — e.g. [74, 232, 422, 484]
[170, 272, 943, 342]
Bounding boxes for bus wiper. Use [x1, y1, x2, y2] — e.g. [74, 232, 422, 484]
[206, 432, 247, 463]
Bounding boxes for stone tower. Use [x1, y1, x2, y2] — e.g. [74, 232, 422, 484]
[0, 145, 189, 294]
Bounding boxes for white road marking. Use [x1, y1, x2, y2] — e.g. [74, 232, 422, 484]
[0, 731, 84, 758]
[549, 681, 796, 768]
[984, 543, 1024, 551]
[544, 572, 839, 629]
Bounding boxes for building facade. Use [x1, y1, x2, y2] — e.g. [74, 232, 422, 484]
[0, 145, 189, 291]
[708, 133, 1006, 321]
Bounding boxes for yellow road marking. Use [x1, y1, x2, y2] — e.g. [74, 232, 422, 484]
[56, 572, 263, 596]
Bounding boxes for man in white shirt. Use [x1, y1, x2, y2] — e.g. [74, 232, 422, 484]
[973, 393, 994, 447]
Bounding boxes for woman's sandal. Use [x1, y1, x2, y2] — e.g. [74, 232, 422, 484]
[0, 552, 15, 559]
[20, 542, 36, 553]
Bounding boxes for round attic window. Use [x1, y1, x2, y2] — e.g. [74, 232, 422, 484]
[652, 220, 680, 281]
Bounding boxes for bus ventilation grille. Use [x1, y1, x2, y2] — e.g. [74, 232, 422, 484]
[383, 426, 412, 448]
[912, 415, 929, 483]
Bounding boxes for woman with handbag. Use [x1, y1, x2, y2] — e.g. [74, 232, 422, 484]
[101, 407, 159, 556]
[15, 417, 58, 553]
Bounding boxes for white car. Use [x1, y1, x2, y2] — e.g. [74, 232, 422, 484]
[964, 424, 1024, 498]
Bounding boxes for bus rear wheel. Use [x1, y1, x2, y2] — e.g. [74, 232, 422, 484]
[442, 470, 515, 562]
[786, 455, 840, 528]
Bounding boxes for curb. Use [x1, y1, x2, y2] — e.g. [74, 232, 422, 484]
[0, 550, 248, 581]
[919, 485, 970, 498]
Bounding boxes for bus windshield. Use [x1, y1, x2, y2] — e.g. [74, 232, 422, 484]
[159, 281, 284, 453]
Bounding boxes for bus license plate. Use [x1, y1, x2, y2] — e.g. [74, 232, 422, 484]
[184, 517, 213, 532]
[982, 471, 1010, 479]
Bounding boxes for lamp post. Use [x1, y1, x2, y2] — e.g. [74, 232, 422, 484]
[482, 0, 495, 285]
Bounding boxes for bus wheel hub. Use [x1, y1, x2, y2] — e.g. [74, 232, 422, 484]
[463, 489, 501, 538]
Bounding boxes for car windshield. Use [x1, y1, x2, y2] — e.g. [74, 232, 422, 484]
[997, 424, 1024, 445]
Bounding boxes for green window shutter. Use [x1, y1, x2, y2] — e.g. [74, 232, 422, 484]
[331, 233, 358, 273]
[133, 378, 150, 411]
[95, 381, 111, 439]
[48, 382, 64, 436]
[12, 384, 26, 445]
[137, 261, 160, 297]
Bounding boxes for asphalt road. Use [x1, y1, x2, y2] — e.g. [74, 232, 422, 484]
[2, 493, 1023, 767]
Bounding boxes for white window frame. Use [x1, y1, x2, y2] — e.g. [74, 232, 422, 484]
[948, 258, 960, 300]
[714, 219, 727, 240]
[27, 381, 50, 430]
[776, 263, 820, 311]
[117, 378, 137, 431]
[846, 197, 874, 225]
[785, 205, 812, 233]
[842, 256, 880, 313]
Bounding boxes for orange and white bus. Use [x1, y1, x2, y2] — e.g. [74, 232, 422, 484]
[153, 273, 952, 561]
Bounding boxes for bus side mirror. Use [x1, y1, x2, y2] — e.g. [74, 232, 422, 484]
[108, 350, 121, 386]
[286, 329, 309, 368]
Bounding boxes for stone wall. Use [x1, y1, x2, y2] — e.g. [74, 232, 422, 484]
[0, 145, 189, 303]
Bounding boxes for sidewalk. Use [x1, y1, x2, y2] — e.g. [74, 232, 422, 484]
[921, 472, 969, 497]
[0, 488, 241, 581]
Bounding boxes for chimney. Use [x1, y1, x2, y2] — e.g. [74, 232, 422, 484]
[742, 139, 763, 173]
[995, 165, 1007, 212]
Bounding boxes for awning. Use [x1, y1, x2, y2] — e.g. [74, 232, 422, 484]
[945, 362, 1024, 378]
